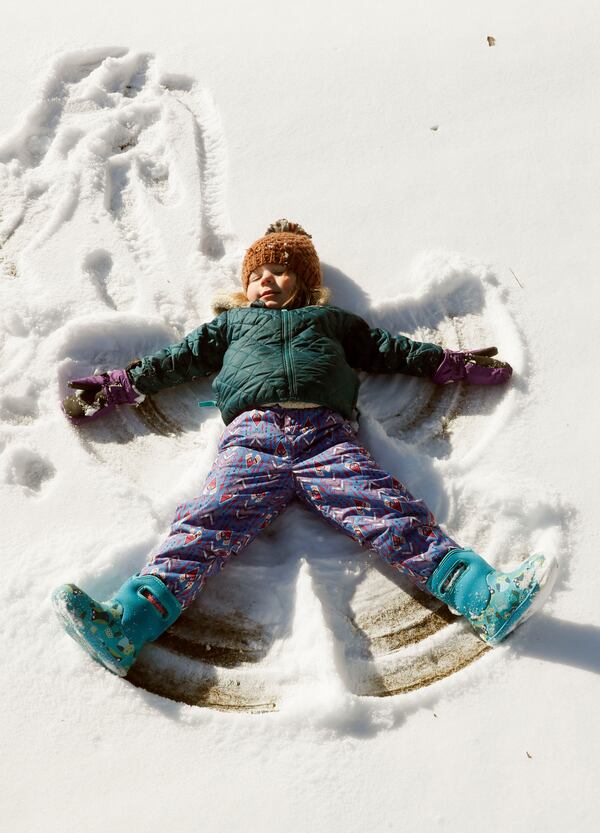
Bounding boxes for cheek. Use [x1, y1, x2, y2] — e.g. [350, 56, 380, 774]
[281, 275, 297, 295]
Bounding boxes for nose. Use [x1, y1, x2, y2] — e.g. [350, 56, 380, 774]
[260, 269, 275, 283]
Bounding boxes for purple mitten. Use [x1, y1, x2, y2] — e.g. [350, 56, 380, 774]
[62, 368, 145, 424]
[433, 347, 513, 386]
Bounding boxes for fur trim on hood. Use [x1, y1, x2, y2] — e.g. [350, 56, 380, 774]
[212, 287, 331, 315]
[212, 291, 251, 315]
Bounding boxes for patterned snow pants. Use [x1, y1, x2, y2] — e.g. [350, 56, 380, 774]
[139, 407, 460, 609]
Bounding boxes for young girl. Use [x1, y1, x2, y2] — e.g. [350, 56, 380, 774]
[54, 220, 557, 678]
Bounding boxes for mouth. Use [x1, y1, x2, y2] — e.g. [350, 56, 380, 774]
[261, 291, 279, 299]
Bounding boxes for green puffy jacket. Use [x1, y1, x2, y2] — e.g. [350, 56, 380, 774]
[128, 302, 444, 425]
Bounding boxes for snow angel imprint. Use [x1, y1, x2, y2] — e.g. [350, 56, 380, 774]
[53, 219, 558, 680]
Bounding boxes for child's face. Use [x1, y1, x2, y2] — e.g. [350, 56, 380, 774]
[246, 263, 297, 308]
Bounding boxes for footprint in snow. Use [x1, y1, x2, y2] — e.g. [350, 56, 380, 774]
[83, 249, 117, 309]
[0, 445, 56, 494]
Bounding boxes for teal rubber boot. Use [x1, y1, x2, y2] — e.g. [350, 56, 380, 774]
[426, 548, 558, 646]
[52, 575, 182, 676]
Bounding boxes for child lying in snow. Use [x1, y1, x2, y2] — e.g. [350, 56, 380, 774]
[53, 220, 557, 678]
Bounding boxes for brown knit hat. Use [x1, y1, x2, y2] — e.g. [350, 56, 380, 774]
[242, 219, 322, 290]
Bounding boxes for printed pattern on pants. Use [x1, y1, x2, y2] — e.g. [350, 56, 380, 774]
[139, 408, 459, 608]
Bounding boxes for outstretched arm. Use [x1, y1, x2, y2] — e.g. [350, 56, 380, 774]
[342, 315, 445, 377]
[127, 313, 229, 394]
[341, 315, 512, 384]
[63, 314, 229, 424]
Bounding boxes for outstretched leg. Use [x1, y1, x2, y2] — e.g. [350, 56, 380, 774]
[293, 412, 557, 645]
[140, 410, 295, 608]
[293, 418, 458, 587]
[53, 410, 295, 676]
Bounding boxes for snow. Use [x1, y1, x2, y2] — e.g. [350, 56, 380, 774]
[1, 2, 599, 831]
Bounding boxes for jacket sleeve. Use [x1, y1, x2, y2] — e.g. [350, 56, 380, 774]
[341, 313, 444, 378]
[127, 313, 229, 395]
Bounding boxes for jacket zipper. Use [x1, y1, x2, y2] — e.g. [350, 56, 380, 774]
[281, 309, 296, 398]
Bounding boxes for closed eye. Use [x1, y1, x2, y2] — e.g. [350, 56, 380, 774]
[251, 267, 286, 280]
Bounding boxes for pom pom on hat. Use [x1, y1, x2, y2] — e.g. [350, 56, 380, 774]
[264, 219, 311, 236]
[242, 219, 322, 290]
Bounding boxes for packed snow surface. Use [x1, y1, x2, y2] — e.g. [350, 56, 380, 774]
[1, 3, 599, 832]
